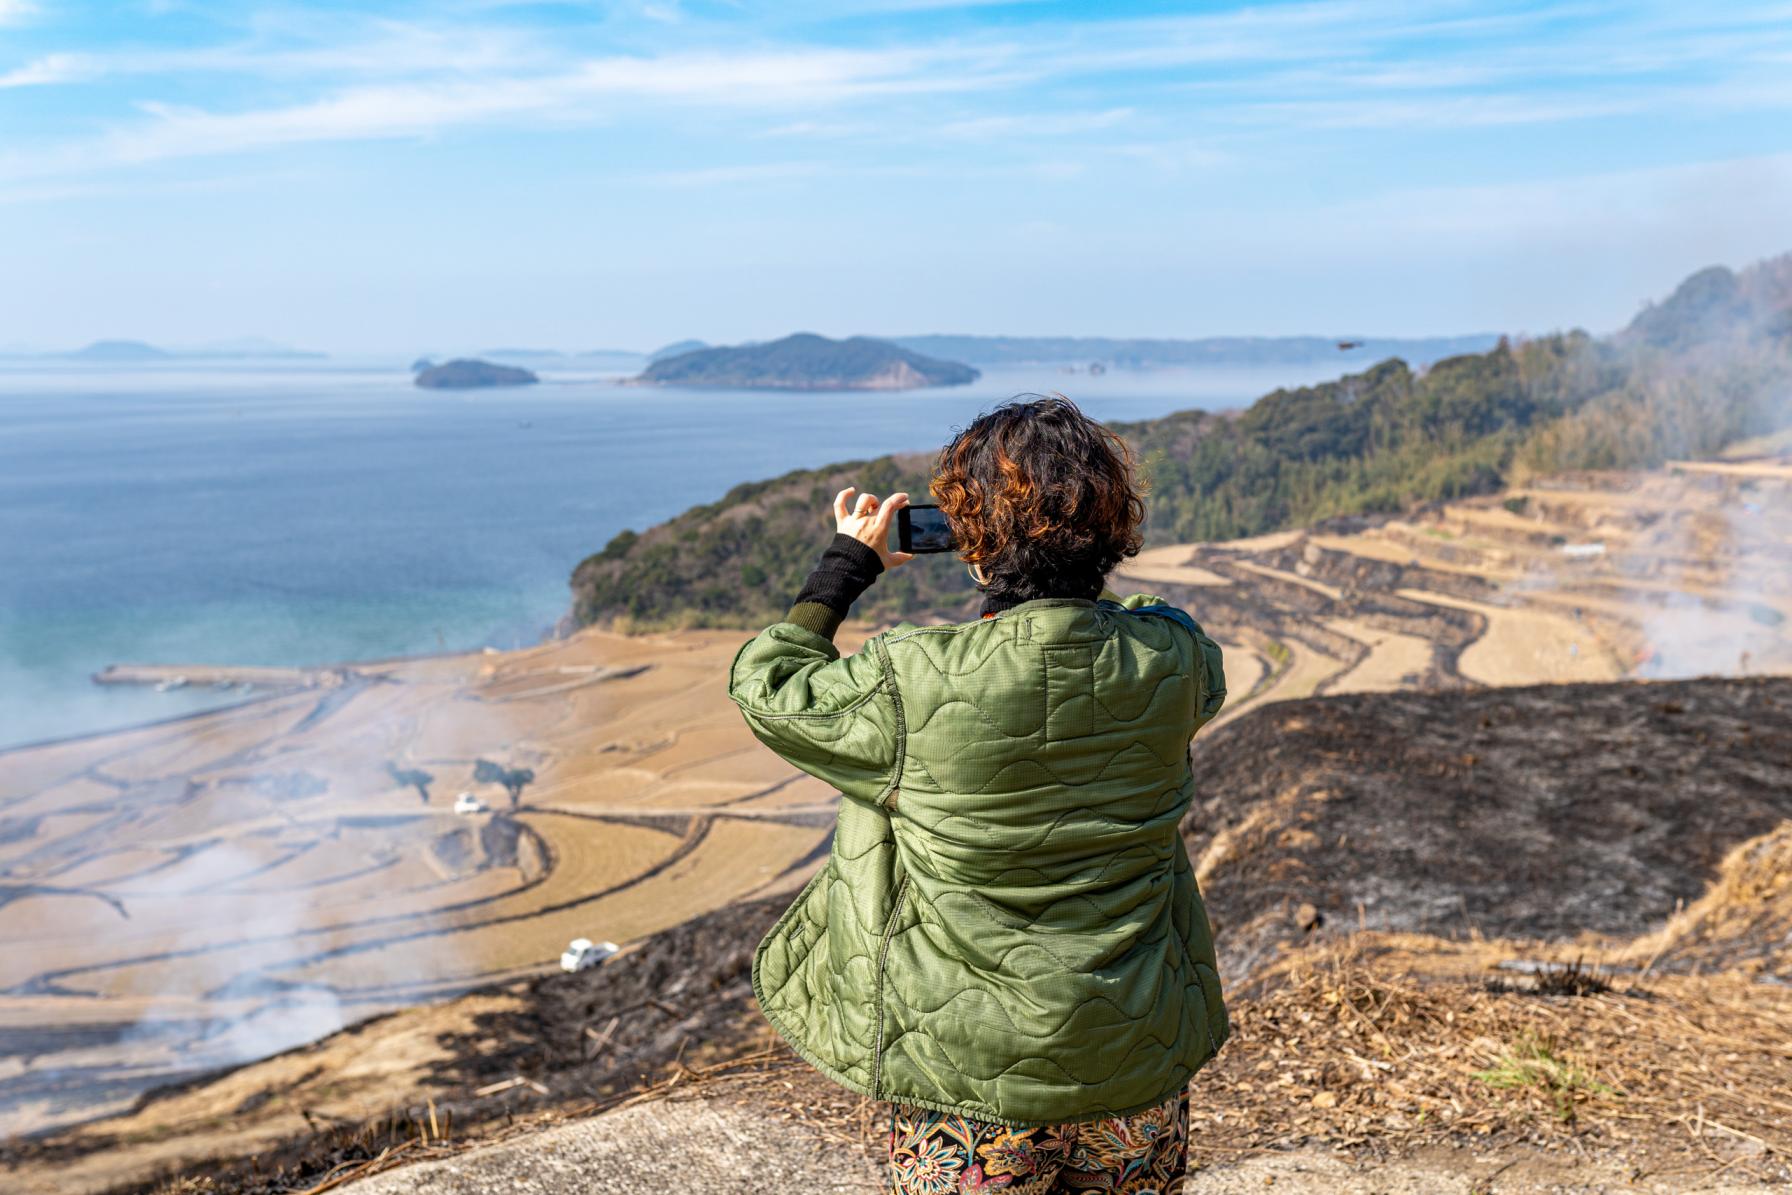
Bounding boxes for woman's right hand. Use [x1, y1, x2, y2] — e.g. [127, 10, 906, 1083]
[834, 487, 914, 571]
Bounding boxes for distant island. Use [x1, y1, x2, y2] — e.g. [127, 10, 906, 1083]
[636, 333, 978, 391]
[39, 338, 327, 362]
[891, 333, 1504, 369]
[648, 338, 708, 362]
[67, 339, 172, 362]
[413, 358, 540, 390]
[475, 347, 644, 368]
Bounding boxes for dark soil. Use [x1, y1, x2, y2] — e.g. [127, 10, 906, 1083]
[1185, 675, 1792, 984]
[419, 895, 781, 1100]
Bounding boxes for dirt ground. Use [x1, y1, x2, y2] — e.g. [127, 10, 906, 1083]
[1185, 676, 1792, 982]
[8, 676, 1790, 1194]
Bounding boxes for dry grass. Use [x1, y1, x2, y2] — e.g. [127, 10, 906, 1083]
[133, 1045, 859, 1195]
[1622, 822, 1792, 982]
[104, 816, 1792, 1192]
[475, 931, 1792, 1187]
[113, 922, 1792, 1192]
[327, 928, 1792, 1190]
[1181, 936, 1792, 1180]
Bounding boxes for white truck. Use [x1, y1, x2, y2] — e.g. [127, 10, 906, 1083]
[560, 938, 619, 973]
[453, 792, 486, 815]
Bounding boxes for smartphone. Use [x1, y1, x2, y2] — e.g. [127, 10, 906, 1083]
[897, 504, 956, 554]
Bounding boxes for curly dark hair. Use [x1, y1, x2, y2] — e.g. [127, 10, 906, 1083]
[931, 394, 1146, 604]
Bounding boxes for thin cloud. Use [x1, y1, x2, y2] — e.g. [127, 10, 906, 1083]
[0, 46, 1003, 180]
[753, 119, 880, 139]
[1237, 91, 1649, 130]
[0, 166, 306, 206]
[0, 54, 93, 88]
[5, 1, 1792, 189]
[633, 161, 826, 187]
[0, 0, 34, 26]
[937, 107, 1132, 139]
[775, 0, 1052, 11]
[1235, 73, 1792, 131]
[1106, 139, 1231, 171]
[1240, 150, 1792, 254]
[0, 23, 554, 87]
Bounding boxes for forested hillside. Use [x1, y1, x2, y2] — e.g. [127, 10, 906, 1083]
[893, 332, 1499, 368]
[636, 333, 978, 390]
[569, 256, 1792, 631]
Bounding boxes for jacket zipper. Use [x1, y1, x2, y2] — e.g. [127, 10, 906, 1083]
[870, 875, 912, 1099]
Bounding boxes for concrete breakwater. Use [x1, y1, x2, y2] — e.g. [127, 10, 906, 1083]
[91, 662, 352, 689]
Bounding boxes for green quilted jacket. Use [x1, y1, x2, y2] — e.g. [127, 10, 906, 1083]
[728, 593, 1230, 1125]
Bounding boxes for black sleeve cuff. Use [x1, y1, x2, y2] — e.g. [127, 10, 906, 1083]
[786, 534, 883, 639]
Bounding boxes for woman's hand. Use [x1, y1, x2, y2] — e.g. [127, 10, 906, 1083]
[834, 487, 914, 570]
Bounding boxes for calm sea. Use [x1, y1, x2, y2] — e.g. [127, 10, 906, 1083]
[0, 359, 1342, 749]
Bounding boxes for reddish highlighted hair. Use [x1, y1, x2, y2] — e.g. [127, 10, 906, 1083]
[932, 394, 1145, 603]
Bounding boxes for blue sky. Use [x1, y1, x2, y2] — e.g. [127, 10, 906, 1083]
[2, 1, 1791, 354]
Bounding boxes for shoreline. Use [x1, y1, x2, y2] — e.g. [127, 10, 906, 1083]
[2, 636, 558, 758]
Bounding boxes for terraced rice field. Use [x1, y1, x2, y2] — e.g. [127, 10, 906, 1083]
[0, 624, 845, 1136]
[1117, 454, 1792, 722]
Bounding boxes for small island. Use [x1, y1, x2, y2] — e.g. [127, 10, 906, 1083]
[648, 338, 709, 362]
[413, 358, 540, 390]
[67, 339, 172, 362]
[635, 333, 978, 391]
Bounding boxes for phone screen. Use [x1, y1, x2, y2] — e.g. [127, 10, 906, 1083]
[900, 504, 955, 554]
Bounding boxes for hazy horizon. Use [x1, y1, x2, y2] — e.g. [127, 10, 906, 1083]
[4, 2, 1792, 354]
[0, 327, 1515, 359]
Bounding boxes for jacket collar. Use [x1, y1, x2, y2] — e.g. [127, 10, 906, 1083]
[980, 595, 1098, 619]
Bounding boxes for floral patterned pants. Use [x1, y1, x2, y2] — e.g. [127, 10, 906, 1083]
[887, 1090, 1190, 1194]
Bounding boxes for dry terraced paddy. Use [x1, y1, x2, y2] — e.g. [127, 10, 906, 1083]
[1116, 454, 1792, 724]
[0, 627, 843, 1137]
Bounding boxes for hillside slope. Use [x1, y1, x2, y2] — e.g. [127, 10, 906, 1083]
[11, 677, 1790, 1194]
[1186, 676, 1792, 982]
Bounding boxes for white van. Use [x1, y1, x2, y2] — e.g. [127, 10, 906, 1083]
[560, 938, 619, 973]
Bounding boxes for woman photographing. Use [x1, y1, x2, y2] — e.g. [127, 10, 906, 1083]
[729, 395, 1228, 1194]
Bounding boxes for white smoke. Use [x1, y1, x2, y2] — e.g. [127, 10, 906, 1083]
[1633, 328, 1792, 678]
[0, 679, 544, 1139]
[1632, 469, 1792, 679]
